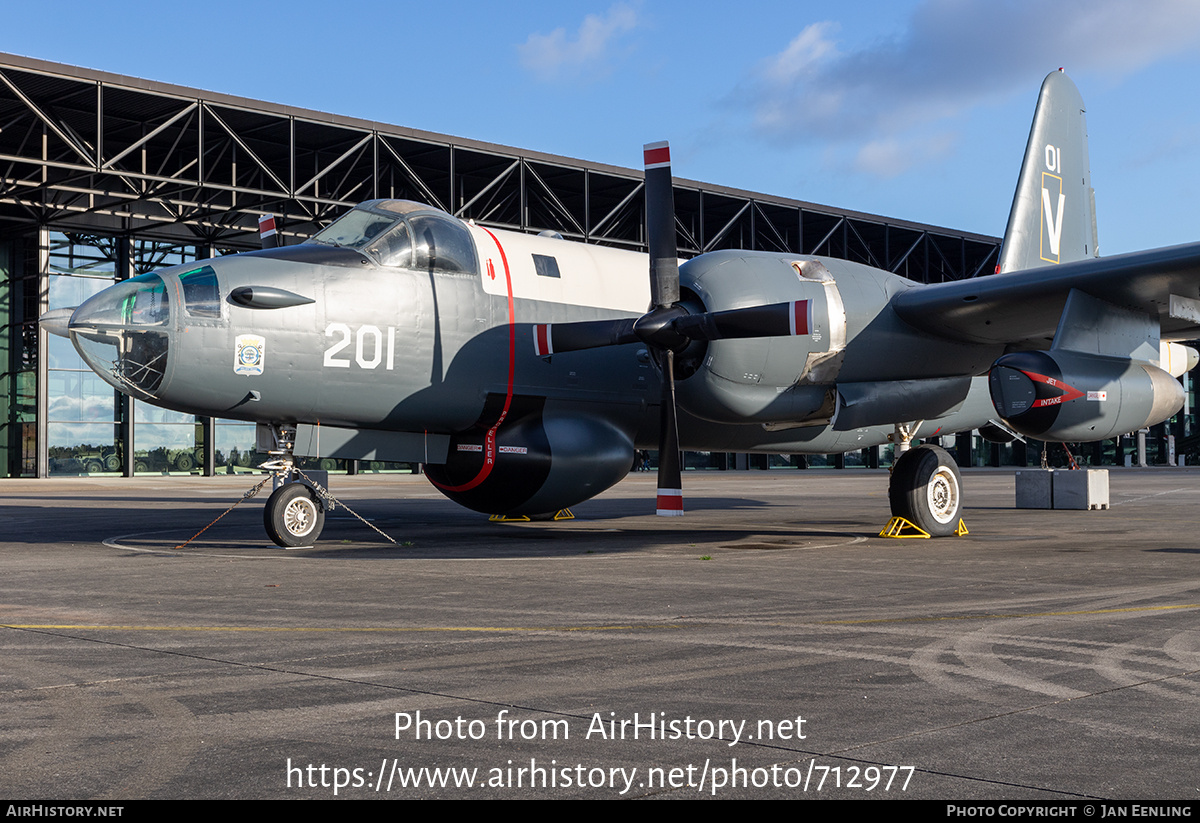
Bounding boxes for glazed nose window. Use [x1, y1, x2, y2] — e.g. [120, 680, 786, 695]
[69, 273, 171, 396]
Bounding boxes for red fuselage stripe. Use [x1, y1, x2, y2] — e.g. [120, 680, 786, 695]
[429, 227, 515, 493]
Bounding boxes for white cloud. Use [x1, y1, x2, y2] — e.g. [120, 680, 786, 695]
[762, 21, 840, 86]
[741, 0, 1200, 175]
[854, 132, 958, 178]
[518, 4, 639, 82]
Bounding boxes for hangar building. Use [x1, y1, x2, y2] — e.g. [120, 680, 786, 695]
[0, 53, 1182, 478]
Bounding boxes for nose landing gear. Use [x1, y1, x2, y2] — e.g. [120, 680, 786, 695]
[260, 424, 329, 548]
[264, 481, 326, 547]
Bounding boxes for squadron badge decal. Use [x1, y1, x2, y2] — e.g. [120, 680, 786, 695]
[234, 334, 266, 375]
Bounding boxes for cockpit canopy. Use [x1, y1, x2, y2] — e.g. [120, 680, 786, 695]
[307, 200, 478, 274]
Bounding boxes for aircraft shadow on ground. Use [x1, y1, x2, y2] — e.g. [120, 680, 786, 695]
[25, 494, 876, 559]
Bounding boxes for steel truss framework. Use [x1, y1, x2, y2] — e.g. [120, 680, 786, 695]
[0, 53, 999, 280]
[0, 55, 1190, 479]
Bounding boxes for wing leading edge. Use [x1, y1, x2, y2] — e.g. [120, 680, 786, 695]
[891, 241, 1200, 349]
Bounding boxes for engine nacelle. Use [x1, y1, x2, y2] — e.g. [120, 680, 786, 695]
[988, 350, 1183, 441]
[674, 252, 850, 426]
[424, 405, 634, 516]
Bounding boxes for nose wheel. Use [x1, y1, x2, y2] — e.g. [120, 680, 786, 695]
[264, 482, 326, 547]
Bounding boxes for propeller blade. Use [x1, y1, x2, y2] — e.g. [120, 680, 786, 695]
[643, 141, 679, 310]
[532, 318, 638, 356]
[655, 348, 684, 516]
[672, 300, 812, 342]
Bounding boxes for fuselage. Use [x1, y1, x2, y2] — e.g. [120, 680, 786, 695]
[67, 199, 1005, 464]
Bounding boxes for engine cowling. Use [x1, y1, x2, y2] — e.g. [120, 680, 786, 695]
[988, 350, 1183, 441]
[424, 400, 635, 516]
[674, 252, 846, 426]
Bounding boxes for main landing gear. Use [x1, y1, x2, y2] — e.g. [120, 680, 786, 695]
[888, 444, 963, 537]
[883, 422, 965, 538]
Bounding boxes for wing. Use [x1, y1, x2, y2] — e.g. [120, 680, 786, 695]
[891, 242, 1200, 348]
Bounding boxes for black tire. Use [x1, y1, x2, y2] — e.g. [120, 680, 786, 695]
[175, 452, 195, 472]
[888, 445, 963, 536]
[264, 483, 325, 547]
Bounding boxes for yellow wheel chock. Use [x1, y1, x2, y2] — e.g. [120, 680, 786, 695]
[489, 508, 574, 522]
[879, 516, 968, 538]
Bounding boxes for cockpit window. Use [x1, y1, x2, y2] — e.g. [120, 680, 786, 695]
[410, 215, 477, 274]
[310, 203, 478, 274]
[365, 222, 413, 268]
[122, 273, 170, 326]
[309, 208, 399, 250]
[178, 266, 220, 318]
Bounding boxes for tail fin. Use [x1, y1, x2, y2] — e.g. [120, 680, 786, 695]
[997, 69, 1098, 273]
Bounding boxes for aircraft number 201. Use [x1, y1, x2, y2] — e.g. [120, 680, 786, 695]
[324, 322, 397, 370]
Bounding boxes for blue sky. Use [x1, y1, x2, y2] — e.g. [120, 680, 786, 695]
[5, 0, 1200, 254]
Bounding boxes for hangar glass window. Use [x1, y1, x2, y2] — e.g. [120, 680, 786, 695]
[410, 215, 477, 275]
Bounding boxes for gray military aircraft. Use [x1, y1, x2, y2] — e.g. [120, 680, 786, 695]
[41, 70, 1200, 546]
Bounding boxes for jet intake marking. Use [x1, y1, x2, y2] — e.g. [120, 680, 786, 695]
[1024, 370, 1085, 408]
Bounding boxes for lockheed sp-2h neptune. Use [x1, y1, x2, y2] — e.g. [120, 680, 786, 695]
[42, 70, 1200, 546]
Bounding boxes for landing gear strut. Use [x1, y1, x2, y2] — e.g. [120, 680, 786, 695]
[260, 424, 328, 547]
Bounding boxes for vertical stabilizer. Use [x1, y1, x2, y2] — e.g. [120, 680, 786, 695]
[998, 70, 1097, 273]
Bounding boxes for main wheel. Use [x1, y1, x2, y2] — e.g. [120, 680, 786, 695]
[888, 444, 962, 536]
[264, 483, 325, 547]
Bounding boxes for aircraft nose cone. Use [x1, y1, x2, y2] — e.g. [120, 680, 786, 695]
[39, 307, 76, 338]
[68, 273, 172, 398]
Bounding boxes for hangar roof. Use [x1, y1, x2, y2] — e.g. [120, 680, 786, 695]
[0, 52, 999, 281]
